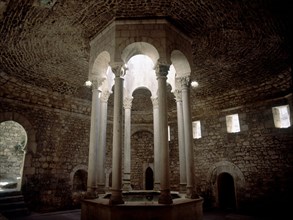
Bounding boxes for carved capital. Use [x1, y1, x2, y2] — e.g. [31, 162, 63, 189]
[173, 90, 182, 102]
[123, 97, 133, 109]
[178, 76, 191, 88]
[91, 78, 105, 90]
[111, 63, 127, 77]
[100, 91, 111, 102]
[155, 63, 170, 78]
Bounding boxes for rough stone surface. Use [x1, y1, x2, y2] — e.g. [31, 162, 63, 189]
[0, 121, 25, 181]
[0, 1, 291, 103]
[0, 1, 292, 218]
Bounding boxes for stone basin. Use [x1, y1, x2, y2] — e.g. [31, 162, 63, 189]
[81, 190, 203, 220]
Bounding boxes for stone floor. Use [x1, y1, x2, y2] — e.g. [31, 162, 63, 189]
[1, 209, 263, 220]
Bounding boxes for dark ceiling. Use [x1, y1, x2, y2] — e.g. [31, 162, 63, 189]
[0, 0, 292, 108]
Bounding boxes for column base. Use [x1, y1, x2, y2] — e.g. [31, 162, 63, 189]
[179, 183, 187, 193]
[154, 182, 160, 191]
[104, 186, 111, 192]
[186, 186, 199, 199]
[85, 188, 99, 199]
[109, 189, 124, 205]
[122, 181, 132, 191]
[97, 184, 106, 194]
[158, 189, 173, 204]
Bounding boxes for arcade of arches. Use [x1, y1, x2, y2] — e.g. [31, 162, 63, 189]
[0, 1, 292, 219]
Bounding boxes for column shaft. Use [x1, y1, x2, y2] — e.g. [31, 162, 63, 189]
[87, 83, 101, 198]
[110, 65, 125, 205]
[152, 97, 160, 190]
[175, 91, 187, 192]
[123, 97, 133, 191]
[156, 64, 172, 204]
[96, 91, 110, 193]
[181, 77, 198, 199]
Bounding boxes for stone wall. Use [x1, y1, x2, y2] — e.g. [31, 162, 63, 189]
[191, 95, 293, 215]
[130, 131, 154, 190]
[1, 72, 292, 216]
[0, 78, 91, 211]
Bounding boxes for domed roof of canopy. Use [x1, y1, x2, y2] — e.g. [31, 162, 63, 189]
[0, 0, 291, 114]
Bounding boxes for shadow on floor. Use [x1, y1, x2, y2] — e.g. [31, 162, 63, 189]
[2, 208, 265, 220]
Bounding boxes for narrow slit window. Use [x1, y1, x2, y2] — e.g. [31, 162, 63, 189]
[192, 121, 202, 139]
[272, 105, 291, 128]
[226, 114, 240, 133]
[168, 125, 171, 141]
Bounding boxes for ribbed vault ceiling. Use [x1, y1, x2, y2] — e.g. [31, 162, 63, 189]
[0, 0, 291, 109]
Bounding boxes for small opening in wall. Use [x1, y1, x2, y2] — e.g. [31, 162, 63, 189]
[192, 121, 201, 139]
[226, 114, 240, 133]
[272, 105, 291, 128]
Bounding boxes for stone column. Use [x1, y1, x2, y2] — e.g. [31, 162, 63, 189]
[151, 97, 160, 191]
[180, 76, 198, 199]
[110, 64, 125, 205]
[87, 78, 103, 198]
[156, 63, 173, 204]
[96, 90, 111, 193]
[122, 96, 133, 191]
[174, 89, 187, 193]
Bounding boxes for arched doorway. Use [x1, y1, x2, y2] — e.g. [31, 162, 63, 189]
[73, 170, 87, 192]
[145, 167, 154, 190]
[217, 172, 236, 210]
[0, 120, 27, 192]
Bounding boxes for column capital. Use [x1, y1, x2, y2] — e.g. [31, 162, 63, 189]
[123, 97, 133, 109]
[151, 97, 159, 108]
[173, 90, 182, 102]
[155, 62, 170, 78]
[91, 78, 105, 90]
[178, 76, 191, 88]
[111, 62, 127, 78]
[100, 91, 111, 103]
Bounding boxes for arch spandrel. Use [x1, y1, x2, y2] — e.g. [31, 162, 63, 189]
[89, 23, 116, 73]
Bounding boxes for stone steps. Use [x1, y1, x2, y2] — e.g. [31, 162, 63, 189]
[0, 191, 30, 219]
